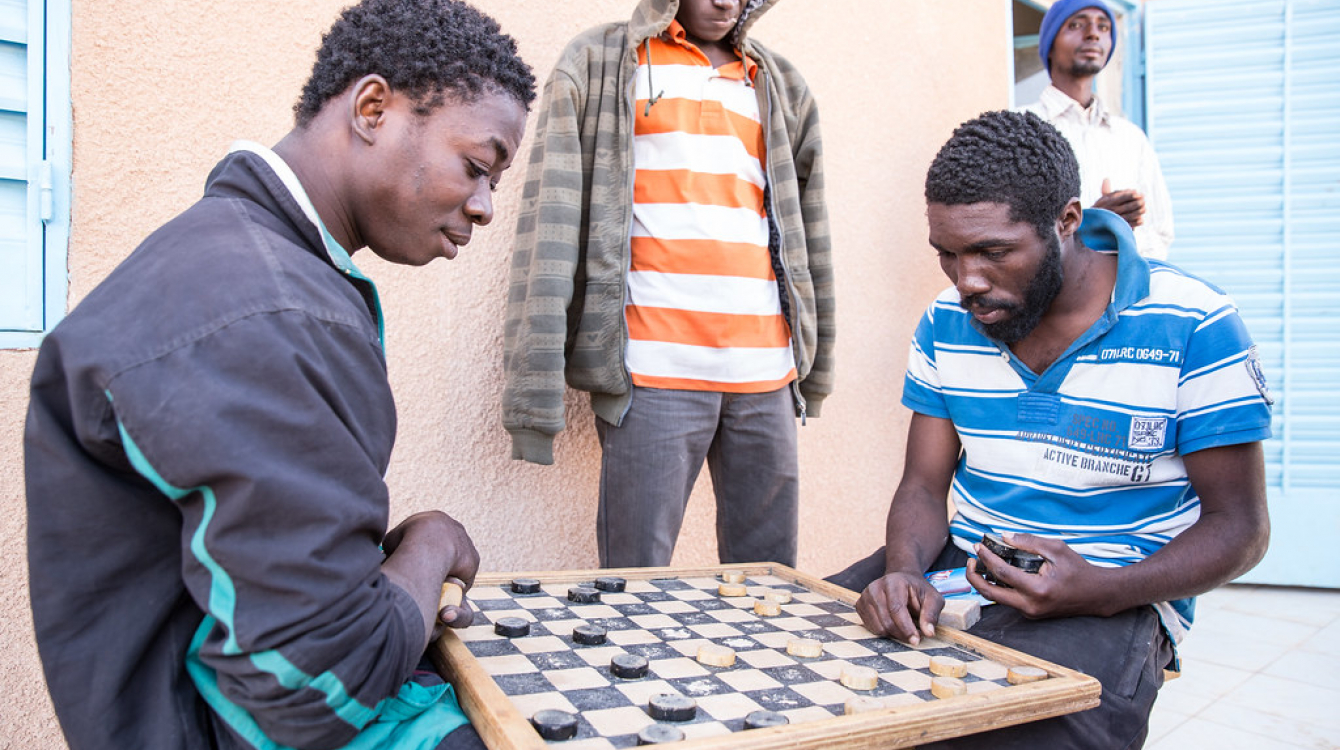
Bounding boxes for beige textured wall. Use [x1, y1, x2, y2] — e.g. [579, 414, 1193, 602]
[0, 1, 1008, 746]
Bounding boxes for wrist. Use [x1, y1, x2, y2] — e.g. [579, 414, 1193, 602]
[882, 560, 927, 578]
[883, 544, 940, 578]
[1090, 565, 1146, 617]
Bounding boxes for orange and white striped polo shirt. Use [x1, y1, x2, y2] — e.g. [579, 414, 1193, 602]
[626, 21, 796, 393]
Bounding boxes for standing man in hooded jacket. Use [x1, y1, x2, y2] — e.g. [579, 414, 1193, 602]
[502, 0, 833, 568]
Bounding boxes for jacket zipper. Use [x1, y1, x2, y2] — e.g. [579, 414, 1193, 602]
[756, 66, 808, 424]
[614, 40, 645, 423]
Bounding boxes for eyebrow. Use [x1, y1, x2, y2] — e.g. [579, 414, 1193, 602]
[930, 238, 1015, 253]
[965, 238, 1014, 251]
[487, 137, 511, 165]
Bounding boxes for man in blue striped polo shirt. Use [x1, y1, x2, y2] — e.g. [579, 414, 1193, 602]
[829, 110, 1271, 748]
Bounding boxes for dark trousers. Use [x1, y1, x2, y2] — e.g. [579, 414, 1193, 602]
[595, 386, 799, 568]
[827, 546, 1172, 750]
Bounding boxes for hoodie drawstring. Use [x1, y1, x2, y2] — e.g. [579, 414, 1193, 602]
[643, 38, 664, 117]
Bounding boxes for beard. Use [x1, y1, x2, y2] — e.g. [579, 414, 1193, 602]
[964, 231, 1064, 344]
[1066, 58, 1106, 79]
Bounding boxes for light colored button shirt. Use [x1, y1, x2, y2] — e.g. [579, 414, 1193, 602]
[1022, 85, 1175, 259]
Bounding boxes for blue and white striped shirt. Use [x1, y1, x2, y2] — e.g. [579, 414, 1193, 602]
[903, 210, 1273, 643]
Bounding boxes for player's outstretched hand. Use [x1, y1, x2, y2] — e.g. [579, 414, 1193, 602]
[856, 572, 943, 646]
[381, 511, 481, 643]
[967, 532, 1109, 619]
[1095, 178, 1146, 228]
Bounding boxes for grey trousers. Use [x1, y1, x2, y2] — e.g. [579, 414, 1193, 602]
[828, 546, 1173, 750]
[595, 386, 799, 568]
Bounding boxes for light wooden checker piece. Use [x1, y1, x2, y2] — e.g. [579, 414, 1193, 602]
[432, 565, 1099, 749]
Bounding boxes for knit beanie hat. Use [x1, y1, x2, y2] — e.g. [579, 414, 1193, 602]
[1038, 0, 1117, 72]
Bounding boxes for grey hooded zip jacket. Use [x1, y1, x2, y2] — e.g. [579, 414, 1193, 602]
[502, 0, 835, 465]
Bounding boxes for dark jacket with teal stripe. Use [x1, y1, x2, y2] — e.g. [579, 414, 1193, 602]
[25, 151, 432, 749]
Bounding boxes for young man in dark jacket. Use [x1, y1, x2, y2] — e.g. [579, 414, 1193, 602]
[24, 1, 533, 748]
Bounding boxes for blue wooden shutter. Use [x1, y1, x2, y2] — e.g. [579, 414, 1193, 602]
[1146, 0, 1340, 588]
[1, 0, 69, 346]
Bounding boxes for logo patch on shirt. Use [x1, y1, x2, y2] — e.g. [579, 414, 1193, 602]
[1245, 345, 1274, 405]
[1128, 417, 1167, 451]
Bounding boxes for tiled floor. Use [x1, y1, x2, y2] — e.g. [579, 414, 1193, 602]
[1146, 584, 1340, 749]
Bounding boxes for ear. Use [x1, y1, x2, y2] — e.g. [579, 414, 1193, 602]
[1057, 198, 1083, 239]
[350, 75, 392, 146]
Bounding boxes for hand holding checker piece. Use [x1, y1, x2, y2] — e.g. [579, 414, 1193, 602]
[975, 534, 1046, 587]
[431, 564, 1099, 749]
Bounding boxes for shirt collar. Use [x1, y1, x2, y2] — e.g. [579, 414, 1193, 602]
[228, 140, 353, 265]
[227, 140, 385, 346]
[662, 18, 757, 81]
[1078, 207, 1149, 311]
[1038, 84, 1111, 127]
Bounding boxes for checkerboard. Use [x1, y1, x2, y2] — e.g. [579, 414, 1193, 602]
[432, 565, 1099, 750]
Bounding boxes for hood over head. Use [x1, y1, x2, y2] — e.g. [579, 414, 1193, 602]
[628, 0, 781, 50]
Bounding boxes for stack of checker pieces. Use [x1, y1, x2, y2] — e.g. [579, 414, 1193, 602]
[431, 564, 1099, 749]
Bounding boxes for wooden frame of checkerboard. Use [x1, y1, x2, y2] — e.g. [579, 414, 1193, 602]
[430, 563, 1100, 749]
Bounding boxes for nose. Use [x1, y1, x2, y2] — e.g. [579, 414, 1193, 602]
[465, 184, 494, 227]
[953, 256, 991, 298]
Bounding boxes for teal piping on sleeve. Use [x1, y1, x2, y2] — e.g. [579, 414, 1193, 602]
[109, 391, 467, 747]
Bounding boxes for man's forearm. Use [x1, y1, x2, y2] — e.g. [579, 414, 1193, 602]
[1101, 441, 1271, 613]
[882, 413, 961, 578]
[380, 511, 480, 649]
[882, 488, 950, 577]
[381, 548, 453, 651]
[1092, 507, 1269, 616]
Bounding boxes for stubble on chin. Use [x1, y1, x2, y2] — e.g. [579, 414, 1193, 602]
[1067, 59, 1106, 79]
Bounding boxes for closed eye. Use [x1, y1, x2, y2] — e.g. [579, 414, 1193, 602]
[466, 159, 502, 193]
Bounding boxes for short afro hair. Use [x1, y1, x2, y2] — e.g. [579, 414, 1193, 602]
[925, 110, 1080, 239]
[294, 0, 536, 126]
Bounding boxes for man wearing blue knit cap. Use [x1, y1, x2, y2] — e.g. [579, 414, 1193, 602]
[1022, 0, 1175, 259]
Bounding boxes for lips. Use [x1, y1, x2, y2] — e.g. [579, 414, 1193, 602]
[441, 229, 468, 260]
[972, 308, 1008, 325]
[962, 299, 1012, 324]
